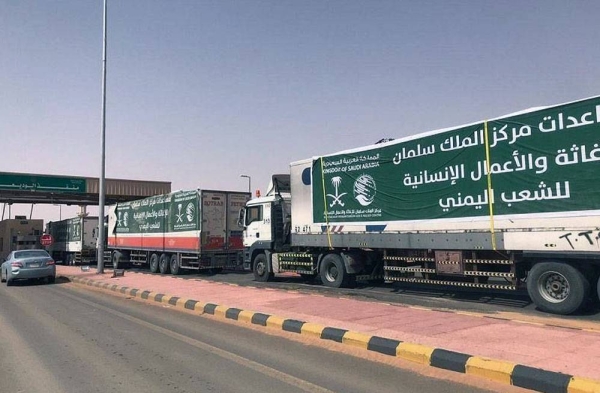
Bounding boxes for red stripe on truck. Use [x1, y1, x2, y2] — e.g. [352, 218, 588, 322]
[107, 235, 244, 252]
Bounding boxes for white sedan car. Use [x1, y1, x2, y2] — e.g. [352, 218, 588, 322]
[1, 249, 56, 286]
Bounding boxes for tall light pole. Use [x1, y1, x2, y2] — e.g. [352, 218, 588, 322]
[240, 174, 251, 194]
[97, 0, 108, 274]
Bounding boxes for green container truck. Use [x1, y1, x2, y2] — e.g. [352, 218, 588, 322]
[107, 189, 250, 274]
[242, 95, 600, 315]
[46, 216, 99, 265]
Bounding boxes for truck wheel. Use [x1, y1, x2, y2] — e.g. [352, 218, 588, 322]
[320, 253, 347, 288]
[253, 254, 273, 282]
[169, 254, 180, 275]
[527, 262, 590, 315]
[597, 275, 600, 305]
[149, 253, 159, 273]
[159, 254, 170, 274]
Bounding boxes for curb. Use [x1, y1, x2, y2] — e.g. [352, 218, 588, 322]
[65, 275, 600, 393]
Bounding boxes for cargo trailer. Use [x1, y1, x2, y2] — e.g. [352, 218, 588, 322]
[242, 95, 600, 315]
[108, 189, 250, 274]
[46, 216, 99, 265]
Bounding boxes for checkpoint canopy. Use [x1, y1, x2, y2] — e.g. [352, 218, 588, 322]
[0, 172, 171, 206]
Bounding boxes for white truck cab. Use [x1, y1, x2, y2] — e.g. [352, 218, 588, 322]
[241, 175, 291, 272]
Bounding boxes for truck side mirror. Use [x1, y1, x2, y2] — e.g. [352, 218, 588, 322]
[237, 208, 246, 227]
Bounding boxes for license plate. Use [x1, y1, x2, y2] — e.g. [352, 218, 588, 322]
[28, 263, 40, 268]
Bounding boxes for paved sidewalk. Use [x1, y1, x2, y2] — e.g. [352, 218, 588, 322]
[57, 266, 600, 385]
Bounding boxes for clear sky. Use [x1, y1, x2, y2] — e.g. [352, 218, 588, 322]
[2, 0, 600, 222]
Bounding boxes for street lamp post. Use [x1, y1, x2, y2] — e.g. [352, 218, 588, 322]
[240, 174, 251, 194]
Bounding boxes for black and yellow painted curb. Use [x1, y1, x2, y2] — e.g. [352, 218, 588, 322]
[66, 275, 600, 393]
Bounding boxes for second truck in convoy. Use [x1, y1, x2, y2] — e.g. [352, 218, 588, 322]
[46, 216, 99, 265]
[107, 189, 250, 274]
[241, 95, 600, 315]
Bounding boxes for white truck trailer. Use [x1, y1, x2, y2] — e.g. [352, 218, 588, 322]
[241, 95, 600, 315]
[107, 189, 250, 274]
[46, 216, 99, 265]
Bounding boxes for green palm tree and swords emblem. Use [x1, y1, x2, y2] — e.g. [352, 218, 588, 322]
[326, 176, 347, 207]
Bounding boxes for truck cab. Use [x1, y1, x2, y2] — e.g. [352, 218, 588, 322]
[241, 175, 291, 272]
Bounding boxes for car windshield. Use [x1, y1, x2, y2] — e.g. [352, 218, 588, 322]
[14, 250, 50, 259]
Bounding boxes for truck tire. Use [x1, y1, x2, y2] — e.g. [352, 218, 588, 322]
[527, 262, 590, 315]
[319, 253, 348, 288]
[149, 253, 159, 273]
[597, 275, 600, 305]
[159, 253, 170, 274]
[253, 254, 273, 282]
[169, 254, 180, 275]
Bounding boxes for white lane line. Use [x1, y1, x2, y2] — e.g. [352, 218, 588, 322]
[57, 288, 335, 393]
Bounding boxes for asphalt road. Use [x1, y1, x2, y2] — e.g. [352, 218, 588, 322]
[127, 267, 600, 322]
[0, 279, 511, 393]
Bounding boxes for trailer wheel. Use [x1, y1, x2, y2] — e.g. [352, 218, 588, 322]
[253, 254, 273, 282]
[169, 254, 180, 275]
[320, 253, 347, 288]
[149, 253, 159, 273]
[527, 262, 590, 315]
[597, 275, 600, 305]
[159, 254, 170, 274]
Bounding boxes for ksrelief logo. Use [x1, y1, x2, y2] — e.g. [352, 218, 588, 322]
[186, 202, 195, 222]
[354, 174, 376, 206]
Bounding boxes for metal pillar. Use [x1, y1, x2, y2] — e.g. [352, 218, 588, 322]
[97, 0, 108, 274]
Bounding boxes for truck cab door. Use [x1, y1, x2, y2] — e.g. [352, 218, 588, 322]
[243, 203, 271, 248]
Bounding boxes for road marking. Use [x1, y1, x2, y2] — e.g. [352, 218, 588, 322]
[56, 288, 335, 393]
[0, 289, 64, 392]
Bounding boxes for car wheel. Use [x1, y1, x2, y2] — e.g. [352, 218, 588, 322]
[6, 277, 13, 286]
[47, 276, 56, 284]
[0, 269, 5, 283]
